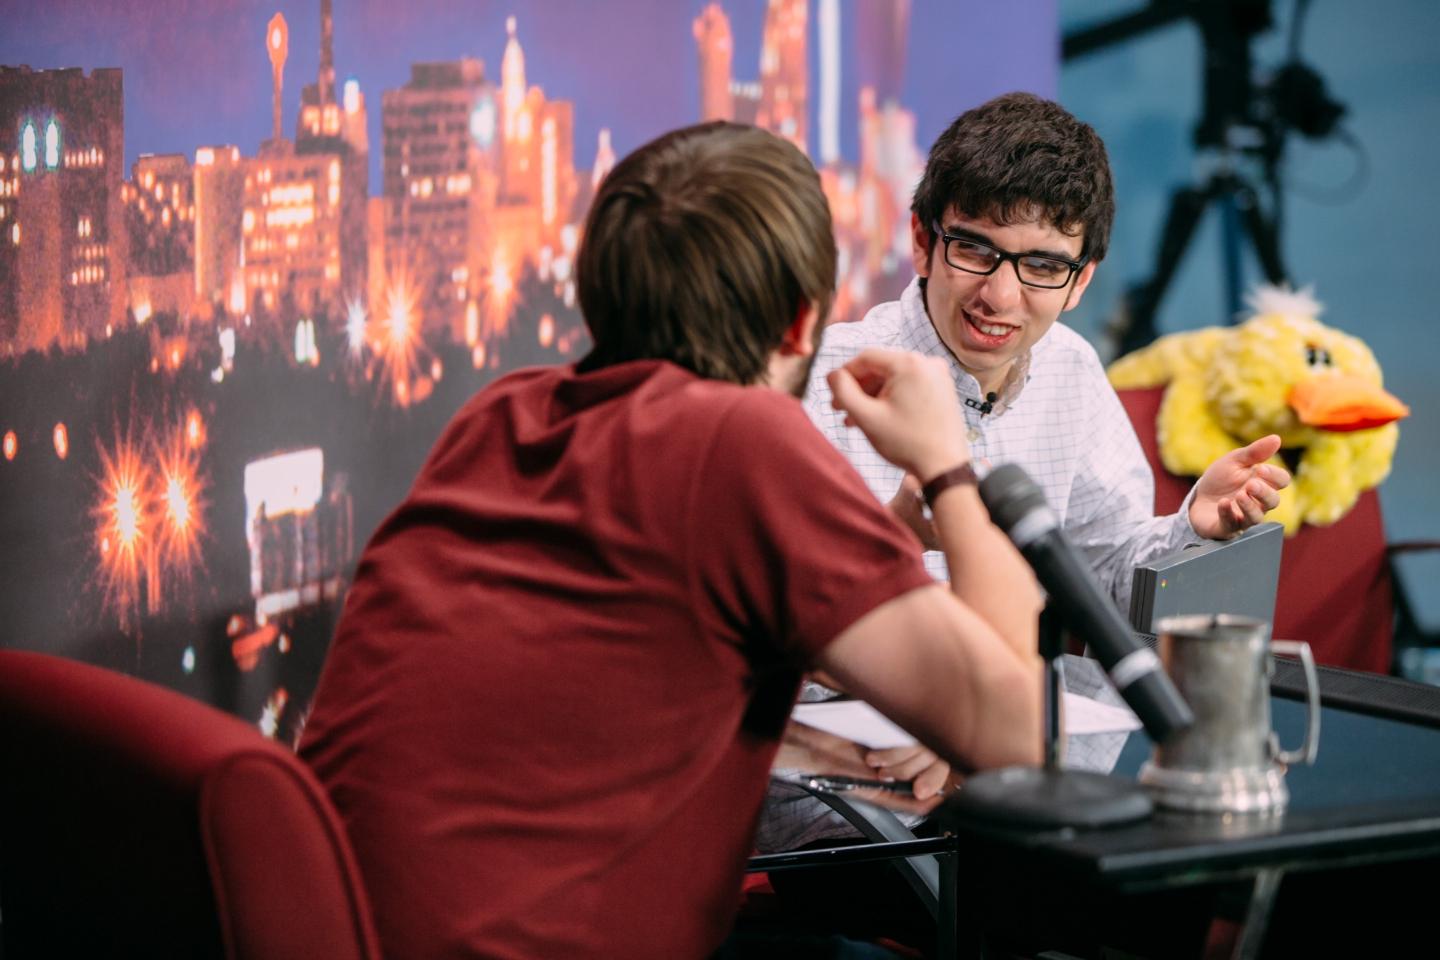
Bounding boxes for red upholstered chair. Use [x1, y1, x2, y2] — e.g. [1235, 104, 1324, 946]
[1117, 385, 1398, 673]
[0, 650, 381, 960]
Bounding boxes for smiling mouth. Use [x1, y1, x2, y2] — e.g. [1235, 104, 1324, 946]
[964, 310, 1018, 342]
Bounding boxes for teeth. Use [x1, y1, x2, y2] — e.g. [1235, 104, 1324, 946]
[973, 318, 1013, 337]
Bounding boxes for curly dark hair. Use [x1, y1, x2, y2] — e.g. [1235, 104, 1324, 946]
[912, 92, 1114, 263]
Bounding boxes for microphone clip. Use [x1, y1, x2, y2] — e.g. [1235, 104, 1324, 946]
[966, 392, 999, 416]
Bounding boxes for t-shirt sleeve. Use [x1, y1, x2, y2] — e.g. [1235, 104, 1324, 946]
[687, 390, 933, 664]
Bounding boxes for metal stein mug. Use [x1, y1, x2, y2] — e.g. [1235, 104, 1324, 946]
[1139, 614, 1320, 814]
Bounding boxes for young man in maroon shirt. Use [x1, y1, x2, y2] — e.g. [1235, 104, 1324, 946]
[300, 121, 1043, 959]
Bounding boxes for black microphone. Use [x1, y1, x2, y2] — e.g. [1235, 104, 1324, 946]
[978, 391, 997, 415]
[979, 463, 1193, 744]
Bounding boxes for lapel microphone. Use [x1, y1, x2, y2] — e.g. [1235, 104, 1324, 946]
[977, 391, 998, 415]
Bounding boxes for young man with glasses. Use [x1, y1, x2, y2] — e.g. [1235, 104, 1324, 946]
[761, 93, 1291, 942]
[803, 92, 1289, 600]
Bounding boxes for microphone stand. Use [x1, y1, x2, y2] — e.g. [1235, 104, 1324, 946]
[942, 607, 1154, 828]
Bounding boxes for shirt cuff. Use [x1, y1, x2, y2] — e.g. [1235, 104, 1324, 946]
[1174, 484, 1207, 545]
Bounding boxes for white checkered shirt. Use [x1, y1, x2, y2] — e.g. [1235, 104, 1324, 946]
[756, 278, 1203, 853]
[805, 276, 1200, 608]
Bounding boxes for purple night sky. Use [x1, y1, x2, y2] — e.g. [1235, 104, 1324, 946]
[0, 0, 1056, 193]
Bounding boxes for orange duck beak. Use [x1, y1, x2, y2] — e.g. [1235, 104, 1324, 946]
[1288, 374, 1410, 432]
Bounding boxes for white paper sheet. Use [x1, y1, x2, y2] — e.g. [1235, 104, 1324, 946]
[792, 692, 1140, 749]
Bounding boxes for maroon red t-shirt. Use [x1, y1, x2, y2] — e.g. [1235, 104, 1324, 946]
[299, 360, 930, 959]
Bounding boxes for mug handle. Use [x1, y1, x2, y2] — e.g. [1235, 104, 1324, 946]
[1270, 640, 1321, 766]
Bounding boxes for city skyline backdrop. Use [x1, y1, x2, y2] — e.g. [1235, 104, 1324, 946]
[0, 0, 1056, 196]
[0, 0, 1059, 739]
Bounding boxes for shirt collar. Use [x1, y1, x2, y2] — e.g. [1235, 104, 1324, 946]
[900, 277, 1032, 416]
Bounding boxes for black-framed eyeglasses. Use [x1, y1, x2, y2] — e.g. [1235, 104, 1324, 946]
[932, 223, 1087, 289]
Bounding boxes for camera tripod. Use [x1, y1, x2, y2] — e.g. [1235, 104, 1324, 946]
[1064, 0, 1349, 356]
[1114, 162, 1290, 358]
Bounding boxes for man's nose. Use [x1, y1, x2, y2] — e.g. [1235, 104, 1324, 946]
[977, 260, 1024, 312]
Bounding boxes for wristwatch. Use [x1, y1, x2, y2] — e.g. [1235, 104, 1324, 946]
[920, 462, 979, 508]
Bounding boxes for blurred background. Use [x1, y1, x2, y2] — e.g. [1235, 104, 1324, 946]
[1060, 0, 1440, 635]
[1, 0, 1434, 735]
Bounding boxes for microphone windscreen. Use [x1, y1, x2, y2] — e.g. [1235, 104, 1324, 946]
[979, 463, 1049, 533]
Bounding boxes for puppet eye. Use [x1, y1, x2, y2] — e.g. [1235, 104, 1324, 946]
[1304, 344, 1333, 368]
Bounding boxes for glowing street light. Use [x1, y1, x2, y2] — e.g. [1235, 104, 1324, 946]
[164, 474, 192, 531]
[344, 296, 367, 357]
[185, 410, 206, 449]
[155, 420, 208, 588]
[373, 272, 424, 407]
[483, 248, 515, 341]
[387, 283, 413, 347]
[114, 483, 141, 546]
[90, 427, 156, 628]
[53, 422, 68, 460]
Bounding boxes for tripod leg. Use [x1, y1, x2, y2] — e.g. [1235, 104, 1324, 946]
[1219, 191, 1245, 320]
[1236, 182, 1289, 288]
[1116, 185, 1210, 356]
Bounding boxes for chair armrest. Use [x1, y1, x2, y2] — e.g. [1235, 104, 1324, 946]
[1389, 540, 1440, 656]
[753, 778, 941, 918]
[1387, 540, 1440, 557]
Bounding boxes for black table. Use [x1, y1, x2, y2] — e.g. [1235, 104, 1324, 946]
[935, 662, 1440, 958]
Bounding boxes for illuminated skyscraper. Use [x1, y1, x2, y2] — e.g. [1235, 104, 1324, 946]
[319, 0, 336, 106]
[855, 0, 910, 107]
[491, 17, 577, 349]
[858, 84, 921, 192]
[756, 0, 808, 153]
[501, 17, 530, 137]
[818, 0, 840, 165]
[497, 17, 574, 220]
[125, 155, 192, 276]
[123, 153, 194, 319]
[0, 65, 126, 353]
[382, 58, 500, 339]
[591, 128, 615, 191]
[533, 97, 575, 232]
[693, 4, 734, 122]
[193, 144, 246, 315]
[730, 81, 761, 127]
[380, 19, 576, 345]
[297, 0, 340, 142]
[292, 0, 368, 315]
[241, 142, 351, 318]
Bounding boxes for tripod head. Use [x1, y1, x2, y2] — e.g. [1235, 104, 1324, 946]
[1190, 0, 1347, 173]
[1066, 0, 1348, 168]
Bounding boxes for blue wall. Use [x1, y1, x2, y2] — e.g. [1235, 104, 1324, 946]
[1060, 0, 1440, 624]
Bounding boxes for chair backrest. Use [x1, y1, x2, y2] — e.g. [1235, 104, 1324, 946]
[1116, 386, 1394, 673]
[0, 650, 381, 960]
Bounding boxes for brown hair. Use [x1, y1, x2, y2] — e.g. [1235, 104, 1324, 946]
[576, 121, 835, 383]
[912, 92, 1114, 263]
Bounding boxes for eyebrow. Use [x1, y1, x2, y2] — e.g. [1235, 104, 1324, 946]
[942, 225, 1079, 262]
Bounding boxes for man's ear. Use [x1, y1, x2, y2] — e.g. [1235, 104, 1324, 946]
[910, 212, 934, 279]
[1062, 260, 1099, 313]
[779, 302, 821, 357]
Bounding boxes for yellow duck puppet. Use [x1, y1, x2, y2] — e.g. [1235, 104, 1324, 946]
[1107, 285, 1409, 535]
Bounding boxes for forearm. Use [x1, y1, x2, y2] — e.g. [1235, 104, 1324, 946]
[818, 585, 1043, 772]
[927, 478, 1042, 663]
